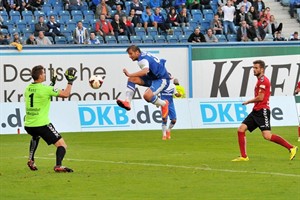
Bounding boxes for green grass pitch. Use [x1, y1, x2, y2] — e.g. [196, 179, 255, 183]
[0, 127, 299, 200]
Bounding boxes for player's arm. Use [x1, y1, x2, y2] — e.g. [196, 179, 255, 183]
[123, 67, 149, 77]
[58, 84, 72, 98]
[243, 87, 265, 105]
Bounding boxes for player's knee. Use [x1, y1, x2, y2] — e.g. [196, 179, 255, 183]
[171, 119, 176, 124]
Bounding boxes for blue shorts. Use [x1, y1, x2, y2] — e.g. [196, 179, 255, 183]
[141, 76, 170, 96]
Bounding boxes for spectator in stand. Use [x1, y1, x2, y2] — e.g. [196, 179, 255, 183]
[162, 0, 174, 10]
[273, 31, 285, 41]
[237, 0, 251, 13]
[20, 0, 34, 12]
[259, 7, 270, 21]
[128, 8, 142, 27]
[115, 4, 126, 18]
[106, 0, 126, 10]
[289, 0, 300, 18]
[178, 6, 190, 27]
[111, 13, 129, 42]
[0, 31, 10, 45]
[237, 20, 251, 41]
[130, 0, 144, 18]
[65, 0, 85, 12]
[95, 14, 114, 42]
[248, 19, 265, 41]
[200, 0, 212, 15]
[173, 78, 186, 98]
[34, 16, 56, 42]
[257, 16, 270, 34]
[12, 32, 23, 44]
[204, 28, 218, 42]
[216, 6, 224, 22]
[5, 0, 21, 13]
[149, 0, 161, 9]
[30, 0, 44, 11]
[174, 0, 186, 12]
[222, 0, 237, 38]
[73, 21, 89, 44]
[26, 34, 37, 45]
[188, 27, 206, 43]
[235, 5, 250, 26]
[166, 6, 181, 27]
[90, 0, 100, 13]
[95, 0, 112, 19]
[87, 32, 101, 44]
[268, 15, 282, 37]
[47, 15, 66, 38]
[253, 0, 265, 15]
[153, 7, 171, 34]
[122, 16, 135, 36]
[210, 14, 223, 34]
[142, 6, 157, 30]
[290, 31, 299, 40]
[186, 0, 200, 10]
[218, 0, 227, 7]
[0, 0, 6, 11]
[36, 31, 52, 45]
[247, 6, 259, 24]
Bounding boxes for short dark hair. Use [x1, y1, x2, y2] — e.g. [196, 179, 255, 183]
[31, 65, 44, 80]
[126, 45, 141, 53]
[253, 60, 265, 69]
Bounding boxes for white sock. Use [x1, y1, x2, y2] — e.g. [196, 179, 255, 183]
[125, 89, 134, 102]
[162, 125, 167, 136]
[154, 98, 166, 107]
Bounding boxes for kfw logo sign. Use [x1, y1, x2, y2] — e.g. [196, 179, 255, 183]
[78, 104, 129, 128]
[200, 101, 248, 125]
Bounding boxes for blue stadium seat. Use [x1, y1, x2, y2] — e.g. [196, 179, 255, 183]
[125, 1, 132, 14]
[191, 9, 203, 22]
[203, 9, 214, 21]
[42, 3, 52, 14]
[8, 27, 20, 35]
[105, 36, 117, 44]
[135, 27, 146, 37]
[189, 18, 199, 29]
[118, 35, 130, 44]
[55, 36, 67, 44]
[142, 35, 154, 43]
[52, 2, 64, 12]
[154, 35, 166, 43]
[59, 10, 71, 23]
[199, 18, 210, 32]
[130, 35, 142, 43]
[0, 10, 9, 21]
[9, 10, 21, 23]
[67, 35, 74, 44]
[166, 35, 178, 43]
[147, 27, 158, 37]
[182, 26, 194, 35]
[178, 34, 189, 43]
[3, 20, 15, 30]
[66, 19, 77, 30]
[71, 10, 84, 22]
[171, 26, 182, 36]
[81, 19, 90, 28]
[22, 28, 33, 38]
[0, 28, 9, 35]
[27, 20, 36, 32]
[22, 11, 34, 23]
[60, 27, 73, 37]
[16, 20, 27, 32]
[83, 10, 95, 21]
[216, 34, 227, 42]
[46, 10, 58, 19]
[34, 11, 46, 20]
[227, 34, 237, 42]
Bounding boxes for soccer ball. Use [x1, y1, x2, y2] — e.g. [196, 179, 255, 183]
[89, 75, 103, 89]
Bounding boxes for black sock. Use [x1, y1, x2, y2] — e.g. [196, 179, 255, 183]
[29, 137, 40, 161]
[56, 146, 66, 166]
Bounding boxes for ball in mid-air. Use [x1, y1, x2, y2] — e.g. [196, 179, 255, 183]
[89, 75, 103, 89]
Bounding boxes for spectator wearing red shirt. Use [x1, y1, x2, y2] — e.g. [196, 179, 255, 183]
[232, 60, 298, 162]
[95, 14, 114, 43]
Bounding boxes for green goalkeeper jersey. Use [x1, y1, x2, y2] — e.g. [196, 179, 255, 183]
[24, 83, 60, 127]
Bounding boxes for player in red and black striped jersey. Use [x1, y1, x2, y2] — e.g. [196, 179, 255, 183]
[232, 60, 298, 161]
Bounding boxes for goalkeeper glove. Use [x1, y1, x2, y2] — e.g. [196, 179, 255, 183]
[64, 67, 77, 85]
[49, 70, 57, 86]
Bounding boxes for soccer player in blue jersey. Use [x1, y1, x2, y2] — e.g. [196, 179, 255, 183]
[117, 45, 170, 118]
[160, 75, 181, 140]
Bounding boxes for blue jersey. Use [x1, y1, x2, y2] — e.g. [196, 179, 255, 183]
[161, 83, 177, 120]
[138, 51, 170, 80]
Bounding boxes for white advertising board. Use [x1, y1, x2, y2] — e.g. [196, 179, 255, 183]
[0, 47, 189, 103]
[1, 97, 297, 134]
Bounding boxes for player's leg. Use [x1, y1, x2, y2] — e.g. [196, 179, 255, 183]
[166, 103, 177, 139]
[25, 127, 40, 171]
[144, 79, 169, 118]
[117, 77, 145, 111]
[41, 123, 73, 172]
[258, 109, 297, 160]
[162, 117, 168, 140]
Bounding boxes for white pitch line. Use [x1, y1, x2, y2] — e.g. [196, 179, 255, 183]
[29, 156, 300, 178]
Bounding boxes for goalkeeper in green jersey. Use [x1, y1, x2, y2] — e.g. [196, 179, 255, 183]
[24, 65, 77, 173]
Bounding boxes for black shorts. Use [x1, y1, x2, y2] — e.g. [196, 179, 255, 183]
[242, 109, 271, 132]
[25, 123, 62, 145]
